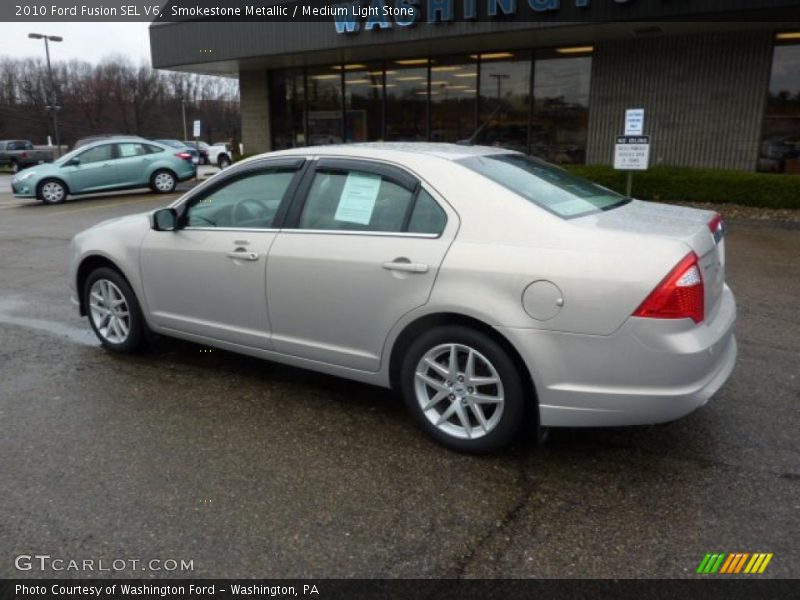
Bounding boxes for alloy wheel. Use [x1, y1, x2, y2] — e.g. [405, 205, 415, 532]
[414, 343, 505, 440]
[89, 279, 131, 344]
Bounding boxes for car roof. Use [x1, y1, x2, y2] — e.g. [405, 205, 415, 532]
[79, 137, 154, 148]
[262, 142, 517, 162]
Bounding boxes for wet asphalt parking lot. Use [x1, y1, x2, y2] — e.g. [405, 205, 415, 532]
[0, 179, 798, 579]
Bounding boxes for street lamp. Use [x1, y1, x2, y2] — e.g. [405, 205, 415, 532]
[28, 33, 63, 157]
[180, 97, 188, 141]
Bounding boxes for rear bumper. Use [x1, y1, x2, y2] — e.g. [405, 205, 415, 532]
[498, 284, 738, 427]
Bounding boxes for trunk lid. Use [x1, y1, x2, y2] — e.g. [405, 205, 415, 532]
[575, 200, 726, 319]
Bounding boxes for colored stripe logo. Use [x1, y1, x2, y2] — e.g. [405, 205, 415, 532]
[696, 552, 773, 574]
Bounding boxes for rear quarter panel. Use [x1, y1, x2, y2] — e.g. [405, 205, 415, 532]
[400, 159, 691, 336]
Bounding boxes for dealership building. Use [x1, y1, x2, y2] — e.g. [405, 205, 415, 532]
[150, 1, 800, 173]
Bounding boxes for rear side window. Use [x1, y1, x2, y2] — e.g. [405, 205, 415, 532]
[408, 190, 447, 235]
[459, 154, 628, 218]
[117, 143, 148, 157]
[298, 170, 414, 232]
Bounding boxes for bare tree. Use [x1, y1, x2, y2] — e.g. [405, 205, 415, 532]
[0, 55, 240, 145]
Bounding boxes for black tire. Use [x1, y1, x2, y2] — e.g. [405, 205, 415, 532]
[37, 178, 68, 204]
[10, 159, 19, 174]
[218, 155, 231, 169]
[84, 267, 147, 353]
[400, 325, 528, 454]
[150, 169, 177, 193]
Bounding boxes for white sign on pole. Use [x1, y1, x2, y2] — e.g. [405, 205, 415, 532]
[624, 108, 645, 136]
[192, 120, 201, 137]
[614, 136, 650, 171]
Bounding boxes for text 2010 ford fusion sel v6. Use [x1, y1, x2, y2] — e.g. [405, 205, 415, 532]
[69, 143, 736, 453]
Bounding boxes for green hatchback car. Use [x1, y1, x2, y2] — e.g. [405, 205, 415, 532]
[11, 137, 196, 204]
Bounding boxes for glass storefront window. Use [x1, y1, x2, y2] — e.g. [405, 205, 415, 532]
[759, 42, 800, 174]
[344, 64, 384, 142]
[307, 66, 343, 145]
[385, 60, 428, 141]
[477, 52, 531, 153]
[269, 69, 305, 150]
[267, 48, 593, 162]
[429, 56, 478, 143]
[531, 50, 592, 165]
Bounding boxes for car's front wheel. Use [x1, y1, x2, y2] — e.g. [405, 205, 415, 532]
[38, 179, 67, 204]
[150, 169, 177, 193]
[84, 267, 146, 353]
[400, 325, 527, 453]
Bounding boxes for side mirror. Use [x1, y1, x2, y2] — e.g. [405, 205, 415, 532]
[65, 157, 80, 167]
[152, 208, 178, 231]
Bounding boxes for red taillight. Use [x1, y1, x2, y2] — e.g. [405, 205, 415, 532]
[633, 252, 705, 324]
[21, 151, 28, 159]
[175, 152, 192, 161]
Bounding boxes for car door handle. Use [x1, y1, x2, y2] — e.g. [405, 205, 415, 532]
[382, 260, 429, 273]
[227, 250, 259, 261]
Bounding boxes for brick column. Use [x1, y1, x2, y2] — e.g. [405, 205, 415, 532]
[239, 69, 271, 155]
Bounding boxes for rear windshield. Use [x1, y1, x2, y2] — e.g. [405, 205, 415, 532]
[459, 154, 628, 218]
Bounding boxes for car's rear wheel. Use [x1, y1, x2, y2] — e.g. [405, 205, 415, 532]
[400, 325, 527, 453]
[10, 160, 19, 174]
[38, 179, 67, 204]
[84, 267, 146, 353]
[218, 155, 231, 169]
[151, 169, 177, 193]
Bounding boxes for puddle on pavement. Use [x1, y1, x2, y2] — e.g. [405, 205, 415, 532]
[0, 297, 97, 346]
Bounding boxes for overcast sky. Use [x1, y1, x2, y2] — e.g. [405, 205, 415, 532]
[0, 22, 152, 64]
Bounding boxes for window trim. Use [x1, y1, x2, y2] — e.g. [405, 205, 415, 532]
[282, 157, 448, 237]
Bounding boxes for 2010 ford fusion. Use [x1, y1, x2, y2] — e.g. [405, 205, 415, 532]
[69, 143, 736, 453]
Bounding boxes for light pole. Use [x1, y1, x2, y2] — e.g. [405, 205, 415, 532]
[29, 33, 63, 157]
[181, 98, 188, 140]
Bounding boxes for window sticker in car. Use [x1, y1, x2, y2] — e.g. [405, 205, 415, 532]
[119, 144, 142, 157]
[334, 172, 381, 225]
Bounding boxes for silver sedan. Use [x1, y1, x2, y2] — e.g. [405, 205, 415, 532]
[69, 144, 737, 453]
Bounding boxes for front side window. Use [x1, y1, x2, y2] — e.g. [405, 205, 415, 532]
[78, 144, 114, 164]
[298, 169, 415, 232]
[459, 153, 626, 218]
[185, 169, 296, 229]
